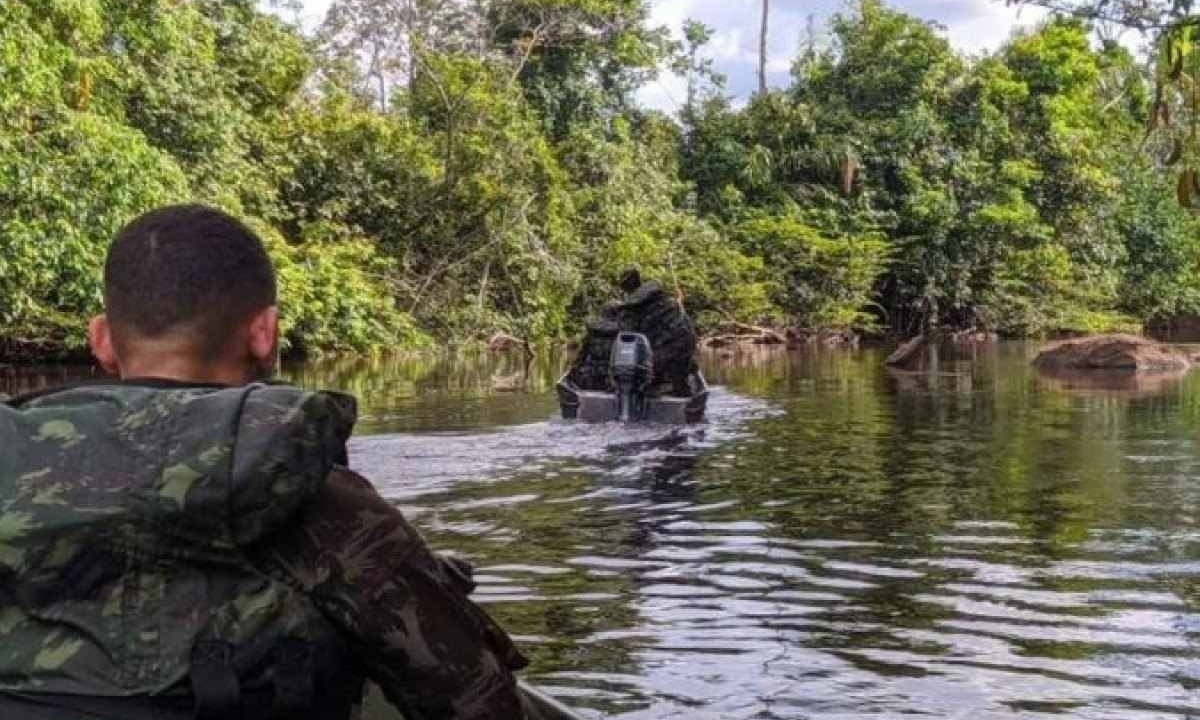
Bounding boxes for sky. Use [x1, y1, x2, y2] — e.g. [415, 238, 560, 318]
[274, 0, 1057, 111]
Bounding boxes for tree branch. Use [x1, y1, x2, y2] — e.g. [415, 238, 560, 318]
[509, 16, 549, 86]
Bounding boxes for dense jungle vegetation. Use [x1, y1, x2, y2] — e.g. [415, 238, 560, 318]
[1, 0, 1198, 357]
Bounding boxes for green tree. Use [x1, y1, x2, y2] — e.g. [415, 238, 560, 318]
[731, 212, 891, 329]
[488, 0, 669, 139]
[1012, 1, 1200, 210]
[672, 20, 724, 122]
[6, 0, 1200, 361]
[0, 0, 417, 358]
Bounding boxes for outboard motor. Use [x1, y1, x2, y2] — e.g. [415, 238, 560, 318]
[610, 332, 653, 422]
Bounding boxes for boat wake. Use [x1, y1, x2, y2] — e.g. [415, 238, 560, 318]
[349, 387, 777, 503]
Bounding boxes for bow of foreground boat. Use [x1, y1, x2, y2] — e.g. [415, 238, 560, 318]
[362, 681, 589, 720]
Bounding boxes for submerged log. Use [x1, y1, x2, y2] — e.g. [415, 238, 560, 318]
[817, 329, 859, 348]
[702, 322, 786, 348]
[702, 335, 740, 349]
[701, 325, 860, 351]
[1033, 334, 1191, 372]
[728, 321, 786, 344]
[949, 328, 998, 344]
[703, 323, 786, 349]
[885, 335, 928, 370]
[783, 328, 860, 348]
[488, 332, 529, 354]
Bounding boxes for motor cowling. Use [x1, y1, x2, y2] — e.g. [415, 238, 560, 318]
[610, 332, 653, 422]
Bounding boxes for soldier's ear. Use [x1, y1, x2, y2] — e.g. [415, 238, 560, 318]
[247, 306, 280, 366]
[88, 315, 119, 376]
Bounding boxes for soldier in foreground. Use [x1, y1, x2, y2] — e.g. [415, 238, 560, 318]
[0, 205, 556, 719]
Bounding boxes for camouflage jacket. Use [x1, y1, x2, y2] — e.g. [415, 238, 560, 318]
[569, 281, 698, 395]
[0, 382, 527, 720]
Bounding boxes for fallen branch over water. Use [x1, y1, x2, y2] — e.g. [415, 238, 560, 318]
[704, 321, 787, 348]
[703, 324, 859, 350]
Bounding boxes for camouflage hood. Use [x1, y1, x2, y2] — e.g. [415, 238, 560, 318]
[568, 280, 697, 395]
[623, 280, 666, 308]
[0, 383, 356, 696]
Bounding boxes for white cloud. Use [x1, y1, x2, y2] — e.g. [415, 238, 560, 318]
[261, 0, 331, 30]
[934, 1, 1050, 53]
[301, 0, 333, 28]
[647, 0, 699, 32]
[636, 71, 689, 114]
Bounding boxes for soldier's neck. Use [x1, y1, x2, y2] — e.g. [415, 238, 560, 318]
[117, 343, 256, 387]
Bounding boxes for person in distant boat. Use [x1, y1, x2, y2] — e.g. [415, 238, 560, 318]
[568, 268, 698, 397]
[0, 205, 544, 720]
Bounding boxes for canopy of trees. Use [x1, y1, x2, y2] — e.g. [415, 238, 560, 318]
[1012, 1, 1200, 211]
[1, 0, 1197, 358]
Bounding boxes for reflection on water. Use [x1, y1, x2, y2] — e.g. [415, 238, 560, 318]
[1034, 364, 1192, 397]
[0, 364, 103, 398]
[4, 344, 1200, 718]
[283, 351, 570, 434]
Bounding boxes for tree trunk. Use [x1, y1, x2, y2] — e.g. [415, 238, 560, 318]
[758, 0, 769, 95]
[371, 43, 388, 112]
[685, 63, 695, 118]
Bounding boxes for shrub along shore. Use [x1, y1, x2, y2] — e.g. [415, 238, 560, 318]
[3, 0, 1198, 363]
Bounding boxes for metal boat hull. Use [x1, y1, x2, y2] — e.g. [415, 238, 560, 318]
[557, 371, 708, 424]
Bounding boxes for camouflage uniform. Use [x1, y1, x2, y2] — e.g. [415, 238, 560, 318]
[568, 282, 698, 396]
[0, 381, 527, 720]
[567, 302, 622, 393]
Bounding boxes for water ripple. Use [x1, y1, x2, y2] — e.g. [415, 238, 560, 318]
[345, 346, 1200, 719]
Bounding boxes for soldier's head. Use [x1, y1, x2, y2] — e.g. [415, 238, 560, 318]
[88, 204, 280, 385]
[619, 268, 642, 295]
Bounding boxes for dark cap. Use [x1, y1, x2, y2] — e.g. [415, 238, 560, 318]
[619, 268, 642, 294]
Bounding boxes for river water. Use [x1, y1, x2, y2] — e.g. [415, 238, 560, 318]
[4, 343, 1199, 718]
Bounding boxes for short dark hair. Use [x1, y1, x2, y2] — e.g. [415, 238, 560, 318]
[619, 268, 642, 294]
[105, 205, 277, 357]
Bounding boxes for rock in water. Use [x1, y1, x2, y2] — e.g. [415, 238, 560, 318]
[1033, 334, 1191, 372]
